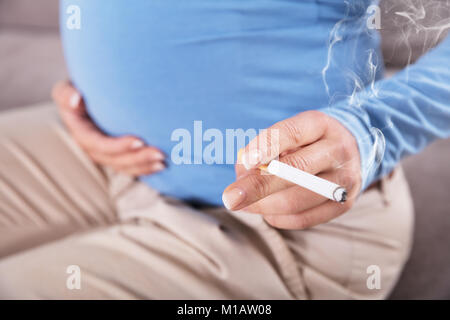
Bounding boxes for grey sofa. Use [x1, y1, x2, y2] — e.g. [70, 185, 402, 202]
[0, 0, 449, 299]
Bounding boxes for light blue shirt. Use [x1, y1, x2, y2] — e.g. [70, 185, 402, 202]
[323, 35, 450, 190]
[60, 0, 450, 205]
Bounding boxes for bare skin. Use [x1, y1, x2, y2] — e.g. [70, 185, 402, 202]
[222, 111, 362, 230]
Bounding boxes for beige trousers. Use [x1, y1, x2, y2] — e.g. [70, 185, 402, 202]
[0, 104, 414, 299]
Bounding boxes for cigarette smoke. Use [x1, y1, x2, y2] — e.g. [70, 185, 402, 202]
[322, 0, 449, 183]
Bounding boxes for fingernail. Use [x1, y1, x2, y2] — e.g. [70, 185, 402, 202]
[222, 188, 246, 210]
[131, 140, 145, 150]
[69, 93, 81, 109]
[242, 149, 262, 170]
[152, 152, 165, 161]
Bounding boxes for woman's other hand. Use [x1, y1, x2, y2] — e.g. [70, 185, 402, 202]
[52, 81, 166, 176]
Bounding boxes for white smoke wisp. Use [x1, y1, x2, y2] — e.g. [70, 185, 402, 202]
[322, 1, 382, 106]
[322, 0, 449, 183]
[367, 49, 380, 97]
[322, 1, 387, 177]
[322, 18, 345, 98]
[383, 0, 450, 73]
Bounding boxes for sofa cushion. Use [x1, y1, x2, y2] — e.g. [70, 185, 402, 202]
[0, 29, 67, 111]
[380, 0, 450, 67]
[0, 0, 59, 29]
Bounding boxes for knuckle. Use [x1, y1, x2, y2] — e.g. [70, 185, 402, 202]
[339, 135, 357, 161]
[261, 129, 275, 156]
[285, 154, 312, 172]
[346, 176, 357, 191]
[279, 120, 302, 146]
[248, 174, 271, 199]
[286, 193, 304, 213]
[306, 110, 325, 122]
[344, 164, 361, 188]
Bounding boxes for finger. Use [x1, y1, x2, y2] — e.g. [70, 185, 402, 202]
[241, 172, 341, 215]
[61, 110, 148, 155]
[241, 111, 327, 170]
[263, 200, 349, 230]
[119, 161, 166, 177]
[52, 81, 159, 158]
[89, 147, 165, 169]
[223, 171, 294, 211]
[280, 139, 343, 174]
[52, 80, 85, 114]
[224, 139, 340, 211]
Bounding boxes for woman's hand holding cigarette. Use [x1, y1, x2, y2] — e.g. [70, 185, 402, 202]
[52, 81, 166, 176]
[222, 110, 362, 230]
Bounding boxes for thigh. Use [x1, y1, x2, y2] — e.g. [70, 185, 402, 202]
[0, 149, 413, 300]
[0, 104, 116, 258]
[0, 185, 299, 299]
[280, 167, 414, 299]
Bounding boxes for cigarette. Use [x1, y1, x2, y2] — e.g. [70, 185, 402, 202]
[237, 150, 346, 202]
[261, 160, 347, 203]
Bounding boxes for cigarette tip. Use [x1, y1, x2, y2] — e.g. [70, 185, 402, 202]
[340, 190, 347, 203]
[333, 187, 347, 203]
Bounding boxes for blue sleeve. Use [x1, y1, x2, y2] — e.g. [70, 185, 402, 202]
[321, 35, 450, 190]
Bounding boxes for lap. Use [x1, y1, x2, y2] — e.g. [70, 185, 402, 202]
[0, 104, 116, 258]
[0, 184, 297, 299]
[0, 104, 414, 299]
[0, 170, 413, 299]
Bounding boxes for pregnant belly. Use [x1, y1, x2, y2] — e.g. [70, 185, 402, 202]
[60, 0, 346, 204]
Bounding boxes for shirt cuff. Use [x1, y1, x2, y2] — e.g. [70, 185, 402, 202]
[319, 103, 381, 191]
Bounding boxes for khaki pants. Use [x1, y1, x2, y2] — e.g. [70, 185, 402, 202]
[0, 104, 414, 299]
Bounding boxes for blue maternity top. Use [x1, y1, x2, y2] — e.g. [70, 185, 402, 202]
[60, 0, 450, 205]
